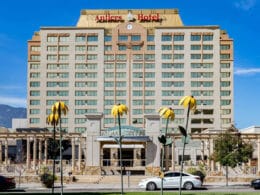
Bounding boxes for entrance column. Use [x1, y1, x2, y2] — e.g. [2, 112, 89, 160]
[38, 139, 42, 167]
[144, 114, 161, 174]
[133, 148, 142, 166]
[78, 138, 82, 171]
[44, 139, 47, 165]
[26, 137, 31, 169]
[4, 138, 8, 165]
[111, 148, 118, 166]
[85, 113, 103, 171]
[210, 138, 215, 171]
[165, 145, 170, 171]
[33, 136, 37, 169]
[71, 137, 75, 171]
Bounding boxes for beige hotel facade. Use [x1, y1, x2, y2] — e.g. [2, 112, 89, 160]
[26, 9, 234, 174]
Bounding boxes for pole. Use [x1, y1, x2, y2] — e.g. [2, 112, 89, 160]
[52, 124, 56, 194]
[179, 105, 190, 195]
[161, 144, 164, 195]
[58, 105, 64, 195]
[118, 114, 124, 195]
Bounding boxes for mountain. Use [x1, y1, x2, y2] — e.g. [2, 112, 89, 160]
[0, 104, 26, 128]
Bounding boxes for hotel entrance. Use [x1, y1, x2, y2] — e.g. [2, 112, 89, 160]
[120, 148, 134, 167]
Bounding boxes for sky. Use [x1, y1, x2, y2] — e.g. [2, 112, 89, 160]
[0, 0, 259, 129]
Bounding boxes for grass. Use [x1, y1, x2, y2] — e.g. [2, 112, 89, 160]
[1, 192, 260, 195]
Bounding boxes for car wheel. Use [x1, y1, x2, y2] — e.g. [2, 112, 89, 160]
[146, 182, 157, 191]
[184, 182, 194, 190]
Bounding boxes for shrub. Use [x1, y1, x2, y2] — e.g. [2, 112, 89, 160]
[187, 167, 206, 184]
[40, 167, 57, 188]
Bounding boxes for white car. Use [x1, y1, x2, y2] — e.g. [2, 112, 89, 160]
[138, 171, 202, 191]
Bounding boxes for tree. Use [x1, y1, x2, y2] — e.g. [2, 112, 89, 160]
[211, 127, 253, 186]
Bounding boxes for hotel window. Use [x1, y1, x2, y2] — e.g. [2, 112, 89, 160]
[162, 45, 172, 50]
[105, 35, 112, 42]
[162, 72, 171, 78]
[221, 81, 230, 87]
[30, 118, 40, 124]
[144, 109, 155, 114]
[221, 100, 231, 105]
[104, 100, 114, 105]
[221, 72, 230, 78]
[203, 54, 213, 59]
[104, 72, 114, 78]
[173, 35, 184, 41]
[221, 91, 231, 96]
[75, 55, 85, 60]
[75, 91, 86, 96]
[191, 45, 201, 50]
[59, 36, 69, 42]
[75, 127, 86, 133]
[191, 54, 201, 59]
[173, 81, 184, 87]
[174, 45, 184, 50]
[86, 100, 97, 105]
[104, 82, 114, 87]
[30, 100, 40, 105]
[147, 45, 155, 50]
[131, 35, 141, 41]
[75, 64, 86, 69]
[75, 82, 86, 87]
[173, 72, 184, 78]
[162, 100, 172, 105]
[59, 64, 69, 69]
[133, 54, 143, 60]
[172, 91, 184, 96]
[221, 45, 230, 50]
[162, 82, 172, 87]
[115, 72, 126, 78]
[161, 35, 172, 41]
[104, 54, 115, 61]
[175, 109, 184, 115]
[87, 54, 97, 60]
[75, 45, 86, 51]
[75, 36, 86, 42]
[144, 81, 155, 87]
[31, 46, 40, 51]
[144, 100, 155, 105]
[47, 36, 58, 42]
[173, 54, 184, 59]
[133, 81, 142, 87]
[116, 54, 126, 60]
[87, 35, 98, 42]
[87, 45, 98, 51]
[221, 63, 230, 68]
[116, 90, 126, 96]
[105, 45, 112, 51]
[145, 54, 155, 60]
[104, 63, 114, 69]
[145, 63, 155, 69]
[203, 35, 213, 41]
[220, 54, 230, 59]
[48, 46, 58, 54]
[144, 72, 155, 78]
[203, 45, 213, 50]
[75, 109, 86, 115]
[58, 46, 69, 51]
[116, 81, 126, 87]
[104, 90, 114, 96]
[133, 72, 143, 78]
[147, 35, 154, 42]
[75, 73, 86, 78]
[221, 109, 231, 114]
[31, 55, 40, 60]
[30, 63, 40, 69]
[59, 55, 69, 60]
[133, 109, 143, 114]
[173, 63, 184, 69]
[75, 118, 86, 124]
[116, 63, 126, 69]
[118, 45, 127, 50]
[162, 54, 172, 59]
[145, 90, 155, 96]
[30, 82, 40, 87]
[30, 109, 40, 114]
[118, 35, 128, 41]
[132, 45, 141, 50]
[30, 73, 40, 78]
[30, 91, 40, 96]
[191, 35, 201, 41]
[221, 118, 231, 124]
[47, 55, 57, 60]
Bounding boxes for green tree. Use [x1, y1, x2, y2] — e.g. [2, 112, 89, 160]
[211, 127, 253, 186]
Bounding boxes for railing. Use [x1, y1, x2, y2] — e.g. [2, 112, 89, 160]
[102, 158, 146, 167]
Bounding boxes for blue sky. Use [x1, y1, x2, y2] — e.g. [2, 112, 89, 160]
[0, 0, 259, 129]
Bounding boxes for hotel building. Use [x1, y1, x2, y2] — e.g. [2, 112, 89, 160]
[27, 9, 233, 132]
[26, 9, 234, 173]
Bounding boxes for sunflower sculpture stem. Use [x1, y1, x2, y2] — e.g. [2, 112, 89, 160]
[179, 105, 190, 195]
[59, 106, 64, 195]
[117, 113, 124, 195]
[52, 124, 56, 195]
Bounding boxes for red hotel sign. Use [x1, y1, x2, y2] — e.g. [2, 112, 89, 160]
[96, 13, 161, 23]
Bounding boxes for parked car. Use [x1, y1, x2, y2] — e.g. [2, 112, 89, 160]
[138, 171, 202, 191]
[251, 178, 260, 189]
[0, 175, 16, 191]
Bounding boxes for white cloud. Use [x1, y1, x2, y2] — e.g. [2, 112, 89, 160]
[234, 68, 260, 75]
[0, 96, 26, 108]
[234, 0, 256, 11]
